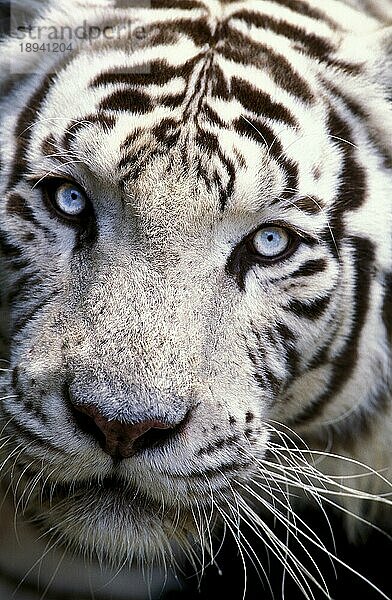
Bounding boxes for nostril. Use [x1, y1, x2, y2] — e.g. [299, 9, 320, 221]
[127, 410, 192, 454]
[71, 403, 107, 450]
[132, 423, 177, 453]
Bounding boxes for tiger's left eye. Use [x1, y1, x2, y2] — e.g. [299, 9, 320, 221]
[54, 183, 87, 217]
[251, 226, 291, 259]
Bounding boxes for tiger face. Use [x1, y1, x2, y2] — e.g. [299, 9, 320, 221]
[0, 0, 391, 575]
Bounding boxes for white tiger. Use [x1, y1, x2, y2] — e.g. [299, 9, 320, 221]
[0, 0, 391, 598]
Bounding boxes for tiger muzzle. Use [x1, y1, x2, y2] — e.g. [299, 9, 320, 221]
[66, 379, 192, 460]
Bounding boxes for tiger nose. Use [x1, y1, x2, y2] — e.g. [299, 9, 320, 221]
[71, 403, 176, 460]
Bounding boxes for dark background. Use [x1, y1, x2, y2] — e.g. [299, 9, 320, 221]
[165, 508, 391, 600]
[0, 1, 8, 37]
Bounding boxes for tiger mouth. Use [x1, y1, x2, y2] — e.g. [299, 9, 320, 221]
[39, 473, 196, 525]
[43, 474, 155, 505]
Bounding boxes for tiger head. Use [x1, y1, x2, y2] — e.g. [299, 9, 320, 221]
[0, 0, 391, 569]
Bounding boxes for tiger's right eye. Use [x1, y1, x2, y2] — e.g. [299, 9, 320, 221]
[54, 182, 87, 217]
[39, 179, 92, 223]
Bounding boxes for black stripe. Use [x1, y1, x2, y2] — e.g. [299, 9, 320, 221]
[118, 129, 151, 175]
[231, 10, 361, 75]
[229, 231, 304, 291]
[285, 295, 331, 320]
[321, 79, 392, 170]
[327, 108, 367, 213]
[119, 118, 181, 180]
[3, 413, 66, 455]
[41, 133, 56, 157]
[263, 366, 281, 394]
[197, 435, 240, 456]
[120, 123, 182, 181]
[11, 365, 19, 389]
[250, 324, 263, 346]
[150, 0, 206, 10]
[173, 461, 251, 479]
[246, 411, 255, 423]
[248, 349, 268, 389]
[115, 0, 154, 5]
[145, 17, 212, 47]
[7, 270, 42, 305]
[382, 272, 392, 345]
[330, 389, 390, 448]
[325, 105, 368, 249]
[150, 119, 181, 147]
[220, 29, 315, 103]
[232, 147, 247, 169]
[73, 214, 98, 253]
[210, 63, 230, 100]
[98, 88, 153, 113]
[218, 0, 338, 31]
[0, 231, 23, 260]
[62, 113, 115, 151]
[1, 258, 30, 271]
[275, 322, 295, 342]
[233, 116, 299, 196]
[290, 259, 327, 278]
[6, 193, 51, 234]
[307, 314, 341, 371]
[292, 196, 323, 214]
[232, 11, 333, 58]
[248, 342, 282, 394]
[21, 231, 36, 243]
[203, 104, 227, 128]
[90, 57, 199, 89]
[160, 92, 186, 108]
[7, 74, 55, 192]
[9, 381, 49, 425]
[290, 237, 375, 425]
[231, 76, 297, 126]
[255, 333, 283, 393]
[266, 0, 338, 29]
[120, 146, 164, 181]
[12, 293, 58, 336]
[275, 322, 300, 380]
[194, 128, 235, 210]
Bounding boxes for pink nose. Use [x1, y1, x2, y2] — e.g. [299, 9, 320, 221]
[72, 403, 173, 459]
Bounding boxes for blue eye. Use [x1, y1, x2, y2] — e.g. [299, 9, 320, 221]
[252, 226, 291, 258]
[54, 183, 87, 217]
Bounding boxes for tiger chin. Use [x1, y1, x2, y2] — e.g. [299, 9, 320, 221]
[0, 0, 391, 598]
